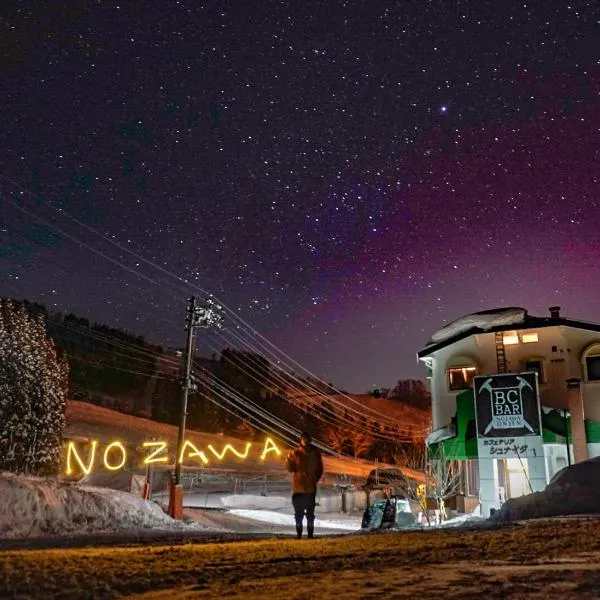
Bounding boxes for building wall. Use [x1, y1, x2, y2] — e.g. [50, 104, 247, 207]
[544, 443, 571, 479]
[427, 325, 600, 431]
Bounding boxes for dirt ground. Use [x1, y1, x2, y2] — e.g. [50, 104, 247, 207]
[2, 517, 600, 599]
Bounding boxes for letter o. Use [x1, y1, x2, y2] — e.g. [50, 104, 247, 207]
[103, 441, 127, 471]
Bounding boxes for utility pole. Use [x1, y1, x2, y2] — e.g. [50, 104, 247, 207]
[174, 296, 197, 488]
[169, 295, 223, 519]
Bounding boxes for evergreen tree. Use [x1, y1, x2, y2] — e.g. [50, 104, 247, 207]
[0, 300, 69, 475]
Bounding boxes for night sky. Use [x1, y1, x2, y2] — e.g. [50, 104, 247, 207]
[1, 1, 598, 392]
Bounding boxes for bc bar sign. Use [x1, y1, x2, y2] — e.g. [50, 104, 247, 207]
[474, 372, 543, 459]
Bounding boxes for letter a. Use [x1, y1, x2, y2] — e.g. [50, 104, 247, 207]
[260, 437, 282, 460]
[179, 440, 209, 465]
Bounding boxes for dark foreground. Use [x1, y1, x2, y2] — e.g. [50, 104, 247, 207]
[2, 518, 600, 599]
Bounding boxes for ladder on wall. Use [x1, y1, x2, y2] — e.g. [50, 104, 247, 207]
[495, 331, 508, 374]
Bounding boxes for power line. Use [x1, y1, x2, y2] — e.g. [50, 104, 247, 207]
[2, 176, 428, 434]
[210, 326, 428, 436]
[198, 346, 419, 443]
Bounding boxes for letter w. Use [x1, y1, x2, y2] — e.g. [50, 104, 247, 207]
[208, 443, 251, 460]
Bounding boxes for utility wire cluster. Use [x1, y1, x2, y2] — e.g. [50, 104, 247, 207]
[1, 176, 430, 461]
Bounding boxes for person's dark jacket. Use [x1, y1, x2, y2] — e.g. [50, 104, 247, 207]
[285, 445, 324, 494]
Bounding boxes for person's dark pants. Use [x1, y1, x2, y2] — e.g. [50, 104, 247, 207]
[292, 493, 316, 538]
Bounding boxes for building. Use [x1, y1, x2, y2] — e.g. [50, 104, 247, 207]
[418, 306, 600, 516]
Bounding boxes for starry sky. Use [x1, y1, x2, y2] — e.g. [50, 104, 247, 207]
[1, 1, 599, 392]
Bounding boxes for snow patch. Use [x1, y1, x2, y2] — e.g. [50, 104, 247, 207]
[228, 509, 361, 531]
[219, 495, 289, 510]
[0, 471, 199, 539]
[434, 512, 484, 528]
[179, 492, 290, 510]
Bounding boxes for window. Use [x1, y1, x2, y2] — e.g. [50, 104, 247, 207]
[448, 366, 476, 391]
[524, 359, 544, 382]
[522, 332, 539, 343]
[582, 344, 600, 382]
[502, 331, 539, 345]
[586, 356, 600, 381]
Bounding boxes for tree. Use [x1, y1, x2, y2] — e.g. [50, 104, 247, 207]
[393, 442, 427, 473]
[390, 379, 431, 409]
[0, 300, 69, 475]
[323, 419, 374, 458]
[428, 445, 462, 516]
[410, 444, 462, 524]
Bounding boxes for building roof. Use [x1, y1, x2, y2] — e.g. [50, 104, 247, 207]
[417, 307, 600, 359]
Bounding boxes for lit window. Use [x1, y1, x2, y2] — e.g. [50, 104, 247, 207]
[522, 333, 539, 343]
[448, 367, 477, 391]
[503, 331, 519, 345]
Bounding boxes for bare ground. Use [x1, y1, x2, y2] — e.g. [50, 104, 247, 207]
[2, 517, 600, 599]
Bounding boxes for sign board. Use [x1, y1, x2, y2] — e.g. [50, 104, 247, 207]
[473, 372, 544, 460]
[130, 473, 147, 498]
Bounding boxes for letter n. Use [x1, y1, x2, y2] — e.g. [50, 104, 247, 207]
[66, 440, 98, 475]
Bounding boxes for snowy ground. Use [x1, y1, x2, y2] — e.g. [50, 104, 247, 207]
[3, 517, 600, 598]
[228, 509, 361, 531]
[0, 472, 199, 539]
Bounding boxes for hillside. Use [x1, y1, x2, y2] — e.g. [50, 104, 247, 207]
[65, 401, 424, 482]
[18, 299, 181, 417]
[337, 394, 431, 431]
[12, 299, 431, 465]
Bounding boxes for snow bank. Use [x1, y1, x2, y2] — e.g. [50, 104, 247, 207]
[427, 307, 527, 346]
[0, 471, 198, 539]
[491, 457, 600, 523]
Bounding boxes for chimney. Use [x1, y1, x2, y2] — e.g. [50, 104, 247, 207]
[549, 306, 561, 319]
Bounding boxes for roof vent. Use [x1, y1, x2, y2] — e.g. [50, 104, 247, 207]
[549, 306, 561, 319]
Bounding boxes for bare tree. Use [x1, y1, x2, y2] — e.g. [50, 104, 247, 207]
[394, 442, 427, 472]
[403, 443, 462, 524]
[426, 445, 462, 522]
[349, 426, 374, 458]
[323, 423, 374, 458]
[323, 426, 350, 454]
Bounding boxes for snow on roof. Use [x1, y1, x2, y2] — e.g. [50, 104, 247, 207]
[426, 307, 528, 347]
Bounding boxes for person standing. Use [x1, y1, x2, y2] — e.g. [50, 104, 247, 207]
[285, 432, 324, 539]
